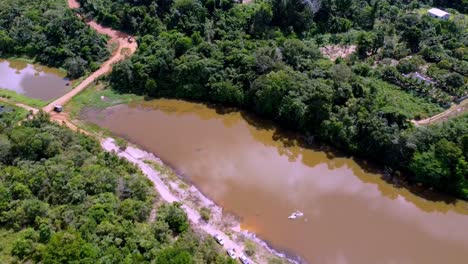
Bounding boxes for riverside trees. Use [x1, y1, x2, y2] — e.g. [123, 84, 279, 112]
[82, 0, 467, 197]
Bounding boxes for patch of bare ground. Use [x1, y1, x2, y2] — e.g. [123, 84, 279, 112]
[320, 45, 356, 61]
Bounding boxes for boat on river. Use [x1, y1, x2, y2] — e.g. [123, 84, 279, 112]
[288, 211, 304, 219]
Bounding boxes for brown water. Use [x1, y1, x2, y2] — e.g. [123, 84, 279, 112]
[0, 59, 71, 101]
[83, 99, 468, 264]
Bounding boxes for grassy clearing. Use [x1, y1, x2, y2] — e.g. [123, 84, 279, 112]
[368, 79, 443, 119]
[0, 89, 47, 108]
[0, 229, 22, 263]
[66, 82, 142, 118]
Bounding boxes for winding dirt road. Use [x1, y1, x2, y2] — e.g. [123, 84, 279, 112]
[43, 0, 137, 114]
[412, 98, 468, 125]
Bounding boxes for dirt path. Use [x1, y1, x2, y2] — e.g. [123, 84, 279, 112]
[412, 98, 468, 125]
[0, 97, 39, 114]
[43, 0, 137, 113]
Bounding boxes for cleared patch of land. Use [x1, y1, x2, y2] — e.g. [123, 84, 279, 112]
[320, 45, 356, 61]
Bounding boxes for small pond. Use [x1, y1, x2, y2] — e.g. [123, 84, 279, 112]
[0, 59, 71, 101]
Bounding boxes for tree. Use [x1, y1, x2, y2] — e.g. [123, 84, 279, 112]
[356, 32, 374, 58]
[0, 134, 11, 162]
[41, 231, 96, 263]
[156, 247, 193, 264]
[248, 2, 273, 37]
[157, 202, 190, 234]
[401, 26, 422, 53]
[11, 238, 34, 260]
[331, 64, 352, 83]
[64, 57, 88, 79]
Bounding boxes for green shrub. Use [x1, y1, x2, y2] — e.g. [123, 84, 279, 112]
[199, 207, 211, 222]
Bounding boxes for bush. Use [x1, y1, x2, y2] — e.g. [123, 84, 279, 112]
[157, 202, 189, 234]
[397, 59, 417, 74]
[199, 207, 211, 222]
[244, 240, 257, 257]
[115, 138, 128, 151]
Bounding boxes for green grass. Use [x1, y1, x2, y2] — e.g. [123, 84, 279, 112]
[0, 89, 46, 108]
[67, 82, 143, 118]
[0, 101, 29, 122]
[199, 207, 211, 222]
[0, 55, 35, 64]
[0, 229, 22, 263]
[368, 79, 443, 119]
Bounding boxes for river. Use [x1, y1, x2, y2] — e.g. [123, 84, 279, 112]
[0, 59, 71, 101]
[83, 99, 468, 264]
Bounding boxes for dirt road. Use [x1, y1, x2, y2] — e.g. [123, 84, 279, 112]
[412, 98, 468, 125]
[43, 0, 137, 113]
[0, 97, 39, 114]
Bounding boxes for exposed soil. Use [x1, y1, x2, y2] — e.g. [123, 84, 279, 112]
[320, 45, 356, 61]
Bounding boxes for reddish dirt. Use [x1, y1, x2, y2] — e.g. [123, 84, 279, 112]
[43, 0, 137, 114]
[49, 111, 92, 135]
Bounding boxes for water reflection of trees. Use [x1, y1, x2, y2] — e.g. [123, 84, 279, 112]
[113, 99, 468, 214]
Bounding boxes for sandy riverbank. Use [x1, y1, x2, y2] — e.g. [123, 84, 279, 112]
[101, 138, 298, 264]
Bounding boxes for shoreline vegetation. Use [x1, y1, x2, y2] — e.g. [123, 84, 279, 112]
[89, 0, 466, 198]
[0, 0, 467, 262]
[67, 83, 297, 263]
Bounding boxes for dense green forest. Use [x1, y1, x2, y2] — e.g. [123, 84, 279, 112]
[0, 0, 109, 78]
[0, 107, 234, 263]
[76, 0, 468, 197]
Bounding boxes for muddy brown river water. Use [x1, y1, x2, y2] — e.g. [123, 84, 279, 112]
[83, 99, 468, 264]
[0, 59, 70, 101]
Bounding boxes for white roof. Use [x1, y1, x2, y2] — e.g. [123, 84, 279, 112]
[428, 8, 450, 17]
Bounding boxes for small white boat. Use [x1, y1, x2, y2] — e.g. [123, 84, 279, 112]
[288, 210, 304, 219]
